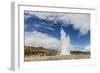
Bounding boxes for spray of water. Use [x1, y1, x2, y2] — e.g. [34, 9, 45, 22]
[60, 27, 71, 55]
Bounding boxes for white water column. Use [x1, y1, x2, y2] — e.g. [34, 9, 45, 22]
[60, 27, 71, 55]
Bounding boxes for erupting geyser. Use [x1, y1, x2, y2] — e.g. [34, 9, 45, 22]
[60, 27, 71, 55]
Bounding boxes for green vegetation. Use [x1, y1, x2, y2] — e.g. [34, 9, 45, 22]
[24, 46, 58, 56]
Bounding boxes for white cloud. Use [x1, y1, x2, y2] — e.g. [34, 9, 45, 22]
[25, 11, 90, 35]
[24, 14, 32, 20]
[68, 14, 90, 35]
[81, 45, 90, 52]
[52, 13, 90, 35]
[25, 11, 53, 19]
[71, 45, 90, 52]
[33, 24, 41, 28]
[43, 26, 55, 31]
[25, 31, 60, 50]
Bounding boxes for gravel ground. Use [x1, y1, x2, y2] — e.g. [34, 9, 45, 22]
[24, 53, 90, 62]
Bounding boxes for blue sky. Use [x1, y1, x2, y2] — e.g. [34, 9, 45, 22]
[24, 11, 90, 50]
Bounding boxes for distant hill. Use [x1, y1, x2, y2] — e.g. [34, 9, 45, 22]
[71, 51, 90, 54]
